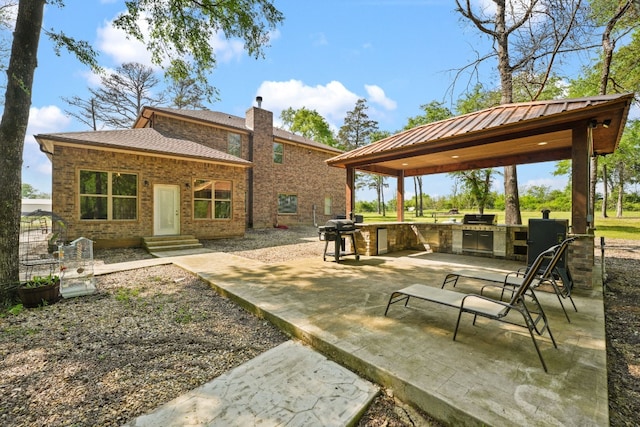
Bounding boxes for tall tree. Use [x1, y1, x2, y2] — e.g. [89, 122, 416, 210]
[450, 170, 495, 214]
[569, 0, 640, 219]
[280, 107, 339, 148]
[165, 76, 212, 109]
[455, 0, 588, 225]
[0, 1, 17, 97]
[0, 0, 283, 303]
[65, 62, 166, 129]
[601, 119, 640, 217]
[337, 98, 378, 151]
[358, 130, 391, 215]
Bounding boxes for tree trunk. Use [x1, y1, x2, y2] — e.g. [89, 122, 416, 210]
[495, 2, 521, 225]
[413, 176, 419, 216]
[616, 163, 624, 218]
[0, 0, 46, 301]
[504, 165, 522, 224]
[417, 176, 423, 216]
[596, 1, 631, 222]
[381, 184, 386, 217]
[591, 156, 600, 222]
[601, 162, 608, 218]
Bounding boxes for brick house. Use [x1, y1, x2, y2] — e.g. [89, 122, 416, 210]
[34, 104, 345, 248]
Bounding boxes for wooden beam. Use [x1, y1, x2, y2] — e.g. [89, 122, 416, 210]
[397, 170, 404, 221]
[571, 123, 590, 234]
[346, 167, 355, 218]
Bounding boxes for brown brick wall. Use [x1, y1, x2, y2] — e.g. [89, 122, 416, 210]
[149, 107, 345, 228]
[51, 145, 247, 247]
[152, 115, 250, 160]
[272, 143, 346, 227]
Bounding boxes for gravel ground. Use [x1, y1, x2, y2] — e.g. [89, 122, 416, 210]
[2, 226, 637, 426]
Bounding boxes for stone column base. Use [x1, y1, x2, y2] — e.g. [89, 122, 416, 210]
[569, 235, 594, 290]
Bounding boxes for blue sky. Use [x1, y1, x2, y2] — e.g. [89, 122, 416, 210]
[17, 0, 605, 202]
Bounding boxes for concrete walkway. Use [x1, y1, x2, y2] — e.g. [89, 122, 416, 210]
[102, 249, 607, 426]
[123, 340, 378, 427]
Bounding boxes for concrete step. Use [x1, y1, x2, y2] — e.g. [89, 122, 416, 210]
[142, 236, 203, 252]
[145, 242, 204, 252]
[122, 340, 379, 427]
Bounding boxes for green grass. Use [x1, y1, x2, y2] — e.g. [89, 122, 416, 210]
[360, 210, 640, 240]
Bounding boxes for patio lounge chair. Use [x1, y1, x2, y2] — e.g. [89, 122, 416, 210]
[441, 237, 577, 322]
[384, 245, 560, 372]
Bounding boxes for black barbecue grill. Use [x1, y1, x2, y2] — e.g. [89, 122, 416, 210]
[318, 219, 360, 262]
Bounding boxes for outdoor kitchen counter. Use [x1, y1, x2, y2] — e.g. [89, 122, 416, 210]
[354, 222, 529, 261]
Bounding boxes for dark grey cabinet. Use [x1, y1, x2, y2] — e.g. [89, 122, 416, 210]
[462, 229, 493, 252]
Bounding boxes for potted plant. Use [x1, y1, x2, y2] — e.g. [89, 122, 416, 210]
[18, 274, 61, 308]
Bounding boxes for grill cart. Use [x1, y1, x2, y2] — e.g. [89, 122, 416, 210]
[318, 219, 360, 262]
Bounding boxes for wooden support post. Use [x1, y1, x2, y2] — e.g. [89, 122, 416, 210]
[571, 123, 590, 234]
[571, 122, 594, 289]
[397, 171, 405, 222]
[346, 167, 355, 218]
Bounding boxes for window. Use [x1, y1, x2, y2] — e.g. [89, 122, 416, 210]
[80, 170, 137, 220]
[324, 196, 332, 215]
[278, 194, 297, 214]
[194, 179, 232, 219]
[228, 133, 241, 157]
[273, 142, 284, 164]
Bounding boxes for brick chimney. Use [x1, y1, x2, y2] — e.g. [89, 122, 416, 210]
[245, 98, 274, 228]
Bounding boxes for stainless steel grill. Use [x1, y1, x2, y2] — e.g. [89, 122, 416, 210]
[462, 214, 496, 253]
[462, 214, 497, 225]
[318, 219, 360, 262]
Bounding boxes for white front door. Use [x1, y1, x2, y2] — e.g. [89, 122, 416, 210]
[154, 184, 180, 235]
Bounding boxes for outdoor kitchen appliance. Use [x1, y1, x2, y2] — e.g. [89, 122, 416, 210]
[318, 219, 360, 262]
[462, 214, 496, 253]
[527, 214, 571, 288]
[462, 214, 497, 225]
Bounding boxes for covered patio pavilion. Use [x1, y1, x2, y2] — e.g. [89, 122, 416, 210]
[327, 93, 634, 289]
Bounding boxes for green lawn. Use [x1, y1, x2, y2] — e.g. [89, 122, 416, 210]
[360, 210, 640, 240]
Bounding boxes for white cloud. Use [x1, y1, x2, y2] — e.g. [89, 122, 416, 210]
[254, 80, 398, 130]
[311, 32, 328, 47]
[28, 105, 71, 135]
[364, 85, 397, 110]
[522, 176, 568, 191]
[96, 17, 156, 67]
[209, 31, 246, 63]
[22, 106, 71, 193]
[255, 79, 360, 129]
[96, 12, 251, 68]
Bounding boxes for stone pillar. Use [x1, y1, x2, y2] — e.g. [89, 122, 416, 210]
[569, 235, 595, 290]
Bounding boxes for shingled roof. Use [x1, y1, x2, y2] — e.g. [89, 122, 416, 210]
[327, 93, 634, 176]
[35, 128, 251, 167]
[135, 107, 343, 155]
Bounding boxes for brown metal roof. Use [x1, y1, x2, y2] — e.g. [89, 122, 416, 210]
[327, 93, 634, 176]
[35, 128, 252, 167]
[135, 107, 343, 155]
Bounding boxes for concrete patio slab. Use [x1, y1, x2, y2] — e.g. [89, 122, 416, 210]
[169, 250, 608, 426]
